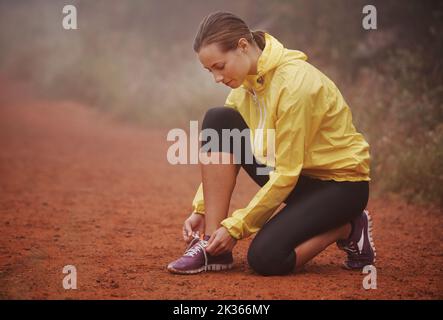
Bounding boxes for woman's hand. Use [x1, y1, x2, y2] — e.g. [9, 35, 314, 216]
[206, 226, 237, 256]
[182, 212, 205, 243]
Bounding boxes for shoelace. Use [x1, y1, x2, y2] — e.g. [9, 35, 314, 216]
[184, 239, 208, 263]
[184, 241, 206, 256]
[183, 240, 209, 268]
[343, 241, 359, 254]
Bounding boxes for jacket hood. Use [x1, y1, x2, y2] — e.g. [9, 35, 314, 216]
[242, 33, 308, 91]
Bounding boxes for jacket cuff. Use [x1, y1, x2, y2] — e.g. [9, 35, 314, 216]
[192, 203, 205, 215]
[220, 217, 245, 240]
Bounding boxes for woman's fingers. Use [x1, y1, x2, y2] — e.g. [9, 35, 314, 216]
[205, 232, 218, 254]
[211, 244, 222, 256]
[206, 227, 236, 255]
[206, 232, 226, 255]
[183, 220, 193, 242]
[198, 223, 205, 238]
[182, 229, 190, 242]
[214, 244, 228, 256]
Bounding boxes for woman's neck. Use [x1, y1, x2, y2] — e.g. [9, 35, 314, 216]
[248, 44, 263, 75]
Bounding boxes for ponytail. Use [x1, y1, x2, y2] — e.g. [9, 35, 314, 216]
[251, 30, 266, 51]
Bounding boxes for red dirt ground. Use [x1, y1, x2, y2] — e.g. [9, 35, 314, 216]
[0, 81, 442, 300]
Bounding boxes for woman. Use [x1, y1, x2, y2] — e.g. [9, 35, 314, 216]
[167, 12, 376, 276]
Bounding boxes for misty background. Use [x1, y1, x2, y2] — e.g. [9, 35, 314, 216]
[0, 0, 442, 205]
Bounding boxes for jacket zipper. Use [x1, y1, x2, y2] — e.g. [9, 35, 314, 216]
[251, 88, 266, 153]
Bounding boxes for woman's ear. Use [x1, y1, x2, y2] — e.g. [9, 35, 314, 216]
[237, 38, 249, 52]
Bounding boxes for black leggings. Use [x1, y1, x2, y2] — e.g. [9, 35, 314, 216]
[201, 107, 369, 276]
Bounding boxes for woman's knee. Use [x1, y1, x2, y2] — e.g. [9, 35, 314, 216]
[202, 106, 242, 131]
[247, 240, 295, 276]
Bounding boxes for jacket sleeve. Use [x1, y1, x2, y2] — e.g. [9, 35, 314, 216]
[191, 183, 205, 214]
[220, 80, 317, 239]
[191, 91, 238, 215]
[224, 90, 238, 110]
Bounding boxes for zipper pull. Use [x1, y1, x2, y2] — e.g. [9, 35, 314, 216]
[251, 89, 258, 104]
[257, 76, 264, 85]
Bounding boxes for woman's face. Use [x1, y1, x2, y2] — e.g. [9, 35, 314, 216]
[197, 39, 251, 89]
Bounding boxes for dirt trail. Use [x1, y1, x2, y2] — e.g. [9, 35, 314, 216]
[0, 82, 442, 299]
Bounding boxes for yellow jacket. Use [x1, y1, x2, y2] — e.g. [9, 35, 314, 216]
[192, 33, 370, 239]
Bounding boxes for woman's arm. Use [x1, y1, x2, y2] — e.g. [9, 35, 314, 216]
[221, 70, 325, 240]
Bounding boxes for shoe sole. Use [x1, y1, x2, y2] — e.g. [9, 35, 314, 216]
[343, 209, 377, 270]
[367, 210, 377, 261]
[167, 263, 234, 275]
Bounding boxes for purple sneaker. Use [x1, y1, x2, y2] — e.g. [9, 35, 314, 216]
[167, 235, 234, 274]
[336, 210, 376, 270]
